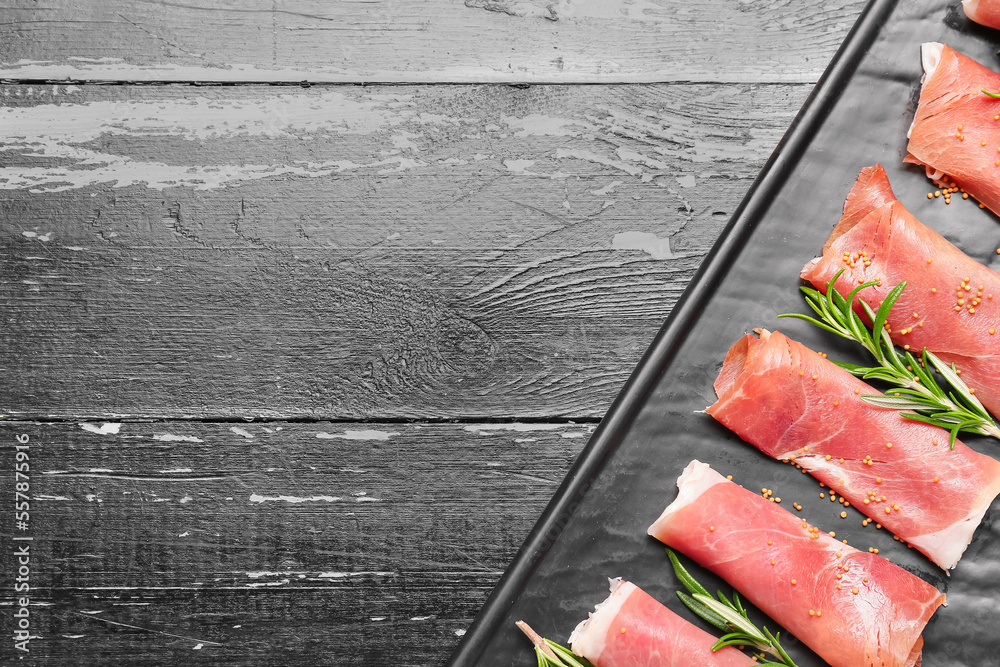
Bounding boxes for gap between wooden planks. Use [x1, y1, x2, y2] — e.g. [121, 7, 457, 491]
[0, 0, 867, 84]
[0, 419, 589, 665]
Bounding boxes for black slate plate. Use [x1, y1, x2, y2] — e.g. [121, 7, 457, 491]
[449, 1, 1000, 665]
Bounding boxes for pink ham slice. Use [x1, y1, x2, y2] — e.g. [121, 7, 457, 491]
[648, 461, 945, 667]
[568, 578, 755, 666]
[801, 163, 1000, 418]
[707, 328, 1000, 570]
[905, 43, 1000, 214]
[964, 0, 1000, 31]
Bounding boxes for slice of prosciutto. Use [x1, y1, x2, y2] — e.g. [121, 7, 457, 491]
[964, 0, 1000, 30]
[801, 163, 1000, 418]
[568, 578, 755, 666]
[906, 42, 1000, 214]
[648, 461, 945, 667]
[707, 329, 1000, 570]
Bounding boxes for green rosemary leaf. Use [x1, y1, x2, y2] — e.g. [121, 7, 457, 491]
[667, 557, 798, 666]
[859, 368, 906, 383]
[776, 312, 846, 338]
[732, 591, 747, 618]
[546, 640, 590, 667]
[879, 337, 909, 377]
[677, 591, 730, 633]
[871, 281, 907, 352]
[925, 352, 990, 415]
[912, 411, 963, 425]
[666, 549, 710, 598]
[516, 622, 593, 667]
[692, 594, 768, 644]
[860, 395, 934, 411]
[763, 627, 796, 665]
[908, 352, 945, 400]
[715, 589, 738, 612]
[983, 88, 1000, 98]
[712, 633, 758, 651]
[831, 360, 869, 375]
[845, 305, 870, 346]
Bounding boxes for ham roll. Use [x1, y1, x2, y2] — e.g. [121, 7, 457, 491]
[802, 163, 1000, 418]
[963, 0, 1000, 30]
[707, 328, 1000, 570]
[568, 578, 755, 666]
[906, 43, 1000, 215]
[649, 461, 945, 667]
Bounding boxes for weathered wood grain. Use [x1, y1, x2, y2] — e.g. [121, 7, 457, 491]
[1, 82, 808, 420]
[0, 420, 590, 665]
[0, 1, 867, 84]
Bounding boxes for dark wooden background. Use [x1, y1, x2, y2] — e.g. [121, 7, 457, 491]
[0, 1, 867, 664]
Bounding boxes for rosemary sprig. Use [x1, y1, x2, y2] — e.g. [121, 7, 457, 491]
[982, 88, 1000, 98]
[777, 269, 1000, 447]
[668, 549, 797, 667]
[515, 621, 592, 667]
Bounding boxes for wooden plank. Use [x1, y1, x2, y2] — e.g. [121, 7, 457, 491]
[0, 420, 589, 664]
[1, 82, 807, 420]
[0, 1, 867, 84]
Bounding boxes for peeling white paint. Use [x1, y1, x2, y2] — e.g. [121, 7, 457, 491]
[676, 173, 697, 188]
[153, 434, 204, 443]
[79, 422, 121, 435]
[179, 531, 190, 537]
[158, 468, 193, 473]
[179, 496, 193, 504]
[555, 148, 643, 177]
[316, 571, 396, 578]
[249, 494, 342, 503]
[611, 231, 681, 259]
[315, 430, 399, 441]
[371, 616, 387, 621]
[410, 615, 434, 621]
[503, 158, 538, 176]
[21, 230, 53, 241]
[35, 494, 71, 501]
[455, 629, 467, 637]
[464, 423, 568, 434]
[590, 180, 623, 196]
[229, 427, 254, 439]
[0, 91, 417, 191]
[505, 113, 586, 137]
[2, 159, 361, 192]
[247, 579, 290, 588]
